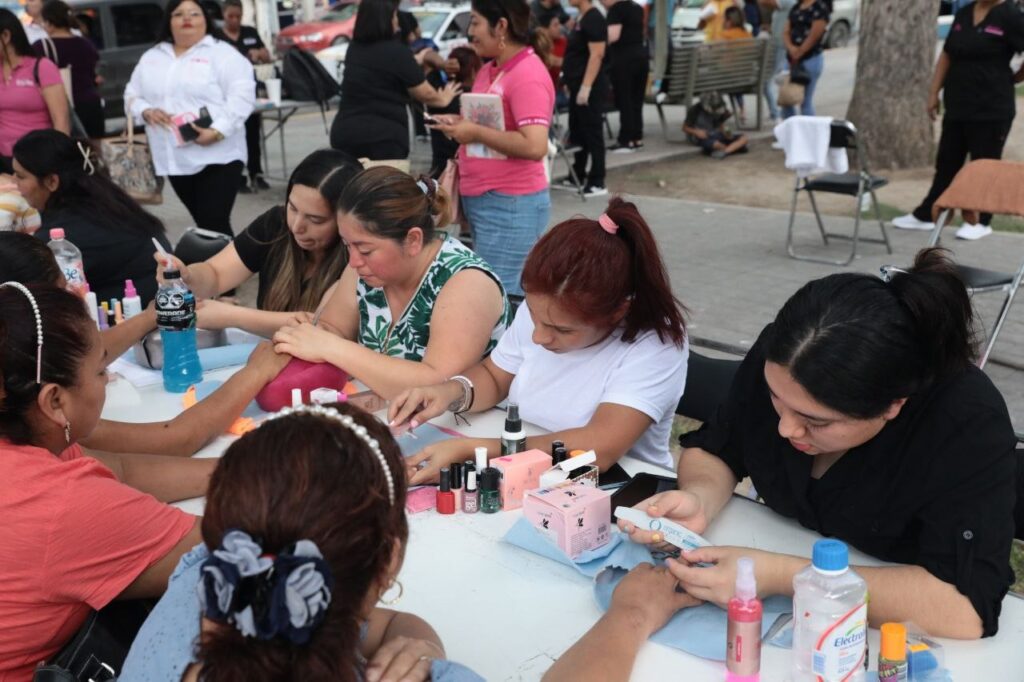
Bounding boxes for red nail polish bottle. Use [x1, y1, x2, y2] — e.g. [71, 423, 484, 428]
[436, 467, 456, 515]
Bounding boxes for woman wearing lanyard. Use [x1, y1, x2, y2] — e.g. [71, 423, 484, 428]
[124, 0, 255, 236]
[893, 0, 1024, 241]
[429, 0, 555, 300]
[622, 248, 1018, 639]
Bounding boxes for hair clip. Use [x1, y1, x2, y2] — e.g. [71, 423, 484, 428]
[879, 265, 909, 283]
[77, 141, 96, 176]
[0, 282, 43, 384]
[598, 213, 619, 235]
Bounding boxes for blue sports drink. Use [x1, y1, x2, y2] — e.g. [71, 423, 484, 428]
[156, 268, 203, 392]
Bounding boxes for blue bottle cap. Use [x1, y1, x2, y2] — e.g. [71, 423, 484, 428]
[812, 539, 849, 572]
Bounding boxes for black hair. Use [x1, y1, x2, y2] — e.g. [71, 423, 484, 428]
[397, 9, 418, 44]
[353, 0, 399, 43]
[157, 0, 216, 43]
[764, 247, 978, 419]
[723, 5, 744, 27]
[0, 232, 62, 286]
[0, 284, 94, 445]
[471, 0, 533, 47]
[41, 0, 78, 31]
[13, 129, 166, 240]
[223, 0, 243, 9]
[0, 8, 33, 57]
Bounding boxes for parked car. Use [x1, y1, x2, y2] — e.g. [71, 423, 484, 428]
[66, 0, 223, 119]
[275, 0, 357, 54]
[671, 0, 858, 48]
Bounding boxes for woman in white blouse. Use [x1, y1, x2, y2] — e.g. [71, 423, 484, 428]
[124, 0, 254, 236]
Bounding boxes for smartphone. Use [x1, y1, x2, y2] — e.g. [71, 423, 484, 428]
[423, 112, 443, 126]
[178, 106, 213, 143]
[597, 462, 631, 489]
[609, 472, 677, 523]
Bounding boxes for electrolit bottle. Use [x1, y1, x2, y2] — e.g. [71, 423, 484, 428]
[792, 539, 868, 682]
[155, 267, 203, 392]
[47, 228, 86, 296]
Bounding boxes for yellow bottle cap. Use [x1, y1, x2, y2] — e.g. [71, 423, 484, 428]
[880, 622, 907, 661]
[569, 449, 587, 457]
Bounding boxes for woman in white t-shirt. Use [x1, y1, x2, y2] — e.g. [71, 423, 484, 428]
[389, 197, 689, 480]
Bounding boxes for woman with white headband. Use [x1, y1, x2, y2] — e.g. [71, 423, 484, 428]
[122, 402, 484, 682]
[273, 166, 512, 400]
[390, 197, 690, 480]
[0, 282, 215, 677]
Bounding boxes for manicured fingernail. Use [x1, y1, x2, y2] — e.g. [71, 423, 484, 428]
[410, 419, 419, 428]
[388, 419, 395, 426]
[651, 532, 663, 543]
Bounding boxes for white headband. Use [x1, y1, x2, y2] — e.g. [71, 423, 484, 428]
[264, 404, 395, 505]
[0, 282, 43, 384]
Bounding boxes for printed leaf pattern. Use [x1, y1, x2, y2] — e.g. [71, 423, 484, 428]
[357, 236, 513, 360]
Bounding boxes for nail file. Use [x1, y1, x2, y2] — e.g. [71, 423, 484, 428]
[615, 506, 713, 553]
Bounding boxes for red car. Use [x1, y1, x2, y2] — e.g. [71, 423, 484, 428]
[275, 1, 358, 53]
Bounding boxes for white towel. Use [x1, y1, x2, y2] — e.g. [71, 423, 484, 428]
[773, 116, 849, 178]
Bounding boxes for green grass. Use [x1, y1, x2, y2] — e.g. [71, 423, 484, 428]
[869, 201, 1024, 234]
[1012, 540, 1024, 597]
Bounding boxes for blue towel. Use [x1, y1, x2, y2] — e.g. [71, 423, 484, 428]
[197, 343, 258, 371]
[503, 517, 792, 661]
[396, 423, 458, 458]
[194, 378, 269, 420]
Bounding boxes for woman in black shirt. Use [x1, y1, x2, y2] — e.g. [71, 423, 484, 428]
[562, 0, 608, 196]
[603, 0, 648, 151]
[622, 248, 1018, 639]
[151, 149, 362, 337]
[330, 0, 461, 162]
[893, 0, 1024, 241]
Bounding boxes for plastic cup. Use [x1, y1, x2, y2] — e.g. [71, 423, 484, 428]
[265, 78, 282, 106]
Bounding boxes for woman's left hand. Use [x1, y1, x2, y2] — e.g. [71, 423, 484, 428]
[430, 117, 478, 145]
[195, 299, 238, 330]
[366, 635, 443, 682]
[665, 546, 795, 608]
[405, 438, 479, 486]
[190, 124, 222, 146]
[272, 321, 341, 364]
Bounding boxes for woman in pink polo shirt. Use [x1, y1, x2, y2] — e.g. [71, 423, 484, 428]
[0, 10, 69, 173]
[431, 0, 554, 299]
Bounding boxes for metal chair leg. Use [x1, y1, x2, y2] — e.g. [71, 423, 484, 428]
[979, 263, 1024, 369]
[785, 178, 802, 258]
[806, 190, 829, 245]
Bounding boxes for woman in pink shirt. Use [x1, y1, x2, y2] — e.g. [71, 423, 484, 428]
[431, 0, 554, 299]
[0, 10, 69, 173]
[0, 283, 215, 680]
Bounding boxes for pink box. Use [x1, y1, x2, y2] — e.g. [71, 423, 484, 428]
[492, 449, 552, 511]
[523, 484, 612, 558]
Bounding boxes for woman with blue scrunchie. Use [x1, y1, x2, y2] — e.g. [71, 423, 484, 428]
[121, 402, 484, 682]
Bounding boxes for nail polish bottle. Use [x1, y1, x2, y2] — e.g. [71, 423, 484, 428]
[479, 466, 502, 514]
[436, 467, 456, 515]
[553, 445, 568, 466]
[500, 402, 526, 455]
[550, 440, 565, 460]
[462, 470, 479, 513]
[451, 462, 464, 510]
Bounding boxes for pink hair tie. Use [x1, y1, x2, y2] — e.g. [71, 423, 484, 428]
[598, 213, 619, 235]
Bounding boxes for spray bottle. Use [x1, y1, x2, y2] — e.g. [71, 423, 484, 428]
[727, 557, 762, 682]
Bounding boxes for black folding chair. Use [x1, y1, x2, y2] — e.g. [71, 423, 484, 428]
[675, 351, 742, 423]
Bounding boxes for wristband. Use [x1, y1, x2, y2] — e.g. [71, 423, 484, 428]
[446, 375, 474, 414]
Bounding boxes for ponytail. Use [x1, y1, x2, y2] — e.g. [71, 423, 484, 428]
[337, 167, 448, 242]
[764, 247, 978, 419]
[521, 197, 688, 346]
[41, 0, 80, 31]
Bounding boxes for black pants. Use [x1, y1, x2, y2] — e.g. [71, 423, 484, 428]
[609, 57, 648, 146]
[168, 160, 244, 236]
[912, 117, 1012, 226]
[244, 113, 263, 178]
[75, 99, 105, 138]
[568, 79, 608, 188]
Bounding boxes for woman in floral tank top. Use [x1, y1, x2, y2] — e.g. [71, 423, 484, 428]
[274, 166, 512, 399]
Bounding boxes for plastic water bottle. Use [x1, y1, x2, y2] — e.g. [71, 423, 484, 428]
[47, 228, 86, 296]
[792, 539, 868, 682]
[155, 267, 203, 392]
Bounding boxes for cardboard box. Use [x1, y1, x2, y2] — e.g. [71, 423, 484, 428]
[492, 449, 552, 511]
[523, 484, 612, 558]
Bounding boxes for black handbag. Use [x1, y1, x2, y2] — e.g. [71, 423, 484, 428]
[32, 601, 152, 682]
[789, 61, 811, 86]
[174, 226, 233, 265]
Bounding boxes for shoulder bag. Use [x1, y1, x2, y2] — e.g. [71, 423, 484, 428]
[97, 98, 163, 204]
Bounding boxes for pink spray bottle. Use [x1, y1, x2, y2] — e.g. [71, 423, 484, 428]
[726, 557, 762, 682]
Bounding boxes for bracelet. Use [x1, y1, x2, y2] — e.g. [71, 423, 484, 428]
[446, 375, 474, 414]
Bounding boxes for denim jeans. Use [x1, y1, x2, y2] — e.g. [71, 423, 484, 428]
[764, 37, 788, 121]
[462, 188, 551, 298]
[782, 52, 824, 119]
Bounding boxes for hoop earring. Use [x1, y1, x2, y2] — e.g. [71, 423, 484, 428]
[64, 421, 71, 445]
[380, 579, 403, 606]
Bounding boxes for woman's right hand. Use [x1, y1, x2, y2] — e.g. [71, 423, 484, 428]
[617, 490, 710, 543]
[244, 340, 292, 384]
[153, 253, 189, 285]
[142, 108, 173, 127]
[387, 381, 463, 431]
[927, 91, 941, 121]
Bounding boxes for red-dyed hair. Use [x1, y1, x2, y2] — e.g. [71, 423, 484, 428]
[521, 197, 687, 346]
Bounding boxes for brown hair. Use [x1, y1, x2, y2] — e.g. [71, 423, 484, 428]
[521, 197, 688, 346]
[337, 166, 451, 243]
[196, 403, 409, 681]
[0, 284, 94, 444]
[471, 0, 549, 56]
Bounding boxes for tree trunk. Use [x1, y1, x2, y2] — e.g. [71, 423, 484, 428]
[846, 0, 939, 169]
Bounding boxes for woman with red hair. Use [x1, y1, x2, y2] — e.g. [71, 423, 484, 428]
[390, 197, 689, 482]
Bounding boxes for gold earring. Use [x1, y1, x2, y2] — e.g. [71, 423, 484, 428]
[64, 421, 71, 444]
[380, 579, 403, 605]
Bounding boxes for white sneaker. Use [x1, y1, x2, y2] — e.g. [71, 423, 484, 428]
[955, 223, 993, 240]
[891, 213, 935, 231]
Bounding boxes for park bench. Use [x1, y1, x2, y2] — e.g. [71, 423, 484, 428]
[654, 37, 773, 140]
